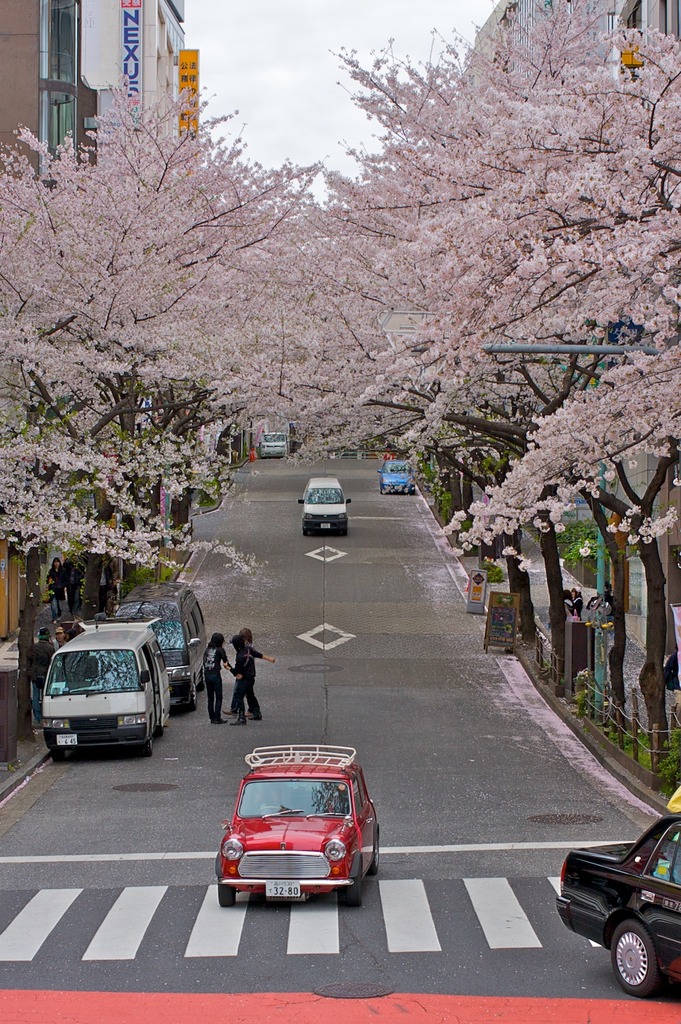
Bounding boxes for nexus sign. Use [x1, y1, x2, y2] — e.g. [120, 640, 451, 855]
[121, 0, 142, 98]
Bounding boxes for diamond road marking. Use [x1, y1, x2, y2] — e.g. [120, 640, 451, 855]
[297, 622, 356, 651]
[305, 546, 347, 562]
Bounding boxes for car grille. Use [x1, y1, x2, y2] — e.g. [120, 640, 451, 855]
[72, 716, 119, 731]
[239, 852, 329, 878]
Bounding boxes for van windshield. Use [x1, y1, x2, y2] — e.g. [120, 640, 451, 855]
[263, 433, 286, 442]
[149, 620, 185, 651]
[306, 488, 343, 505]
[45, 649, 140, 696]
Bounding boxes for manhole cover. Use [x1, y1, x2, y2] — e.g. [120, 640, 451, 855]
[315, 983, 393, 999]
[288, 664, 344, 673]
[112, 783, 178, 793]
[528, 813, 603, 825]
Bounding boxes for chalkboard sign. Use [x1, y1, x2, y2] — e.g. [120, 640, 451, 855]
[484, 592, 520, 652]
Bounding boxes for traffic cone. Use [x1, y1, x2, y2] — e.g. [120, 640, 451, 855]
[249, 447, 257, 462]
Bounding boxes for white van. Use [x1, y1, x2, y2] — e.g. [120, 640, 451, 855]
[42, 619, 170, 761]
[258, 432, 288, 458]
[298, 476, 351, 536]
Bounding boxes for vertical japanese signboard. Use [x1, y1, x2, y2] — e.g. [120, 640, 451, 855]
[484, 592, 520, 653]
[465, 568, 487, 615]
[121, 0, 143, 100]
[179, 50, 200, 134]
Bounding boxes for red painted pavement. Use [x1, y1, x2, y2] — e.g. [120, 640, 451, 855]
[0, 990, 679, 1024]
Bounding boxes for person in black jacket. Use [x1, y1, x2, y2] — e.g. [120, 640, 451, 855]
[46, 557, 66, 622]
[30, 627, 54, 723]
[202, 632, 230, 724]
[238, 627, 276, 720]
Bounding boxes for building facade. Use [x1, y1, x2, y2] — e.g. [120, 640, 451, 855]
[0, 0, 185, 156]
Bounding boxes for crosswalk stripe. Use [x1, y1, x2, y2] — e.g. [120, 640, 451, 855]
[464, 878, 542, 949]
[185, 887, 248, 957]
[547, 876, 600, 947]
[82, 886, 167, 961]
[379, 879, 441, 952]
[0, 888, 82, 962]
[288, 896, 339, 954]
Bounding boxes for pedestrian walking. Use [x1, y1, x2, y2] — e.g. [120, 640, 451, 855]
[202, 632, 230, 724]
[63, 555, 84, 616]
[665, 647, 681, 717]
[563, 589, 574, 619]
[98, 558, 114, 614]
[46, 557, 66, 622]
[30, 626, 54, 724]
[228, 628, 276, 723]
[571, 588, 583, 620]
[54, 626, 67, 647]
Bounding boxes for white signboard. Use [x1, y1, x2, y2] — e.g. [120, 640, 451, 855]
[81, 0, 120, 90]
[121, 0, 143, 99]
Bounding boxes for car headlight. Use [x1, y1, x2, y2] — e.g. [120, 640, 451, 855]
[303, 513, 313, 520]
[43, 718, 70, 729]
[221, 838, 244, 861]
[324, 839, 347, 862]
[118, 714, 147, 726]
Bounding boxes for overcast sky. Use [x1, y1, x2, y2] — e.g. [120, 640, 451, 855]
[183, 2, 497, 177]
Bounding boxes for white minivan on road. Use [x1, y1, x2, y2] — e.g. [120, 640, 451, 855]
[299, 476, 351, 536]
[258, 432, 288, 458]
[42, 619, 170, 760]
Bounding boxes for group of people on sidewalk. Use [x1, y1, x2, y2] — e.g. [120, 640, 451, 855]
[30, 620, 85, 723]
[203, 627, 276, 726]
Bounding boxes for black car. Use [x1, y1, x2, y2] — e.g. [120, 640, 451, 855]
[557, 815, 681, 997]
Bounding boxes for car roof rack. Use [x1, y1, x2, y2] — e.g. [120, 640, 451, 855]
[245, 745, 357, 768]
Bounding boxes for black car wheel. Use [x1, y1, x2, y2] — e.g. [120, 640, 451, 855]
[50, 748, 66, 762]
[196, 669, 205, 693]
[342, 869, 363, 907]
[368, 829, 380, 876]
[217, 884, 236, 907]
[611, 919, 664, 998]
[188, 686, 197, 712]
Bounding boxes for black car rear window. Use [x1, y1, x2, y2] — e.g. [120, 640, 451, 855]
[117, 601, 180, 622]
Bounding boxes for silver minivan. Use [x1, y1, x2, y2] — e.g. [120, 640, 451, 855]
[259, 432, 288, 458]
[299, 476, 351, 536]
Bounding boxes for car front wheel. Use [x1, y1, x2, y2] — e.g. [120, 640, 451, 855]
[611, 919, 664, 998]
[368, 830, 380, 876]
[217, 884, 236, 907]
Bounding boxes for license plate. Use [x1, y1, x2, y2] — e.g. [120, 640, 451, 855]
[321, 523, 331, 529]
[56, 734, 78, 746]
[265, 880, 302, 899]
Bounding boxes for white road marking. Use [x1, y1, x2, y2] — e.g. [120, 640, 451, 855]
[185, 886, 249, 957]
[379, 879, 441, 952]
[305, 546, 347, 562]
[82, 885, 167, 960]
[287, 897, 339, 954]
[0, 840, 626, 864]
[548, 876, 600, 947]
[0, 888, 82, 961]
[296, 622, 356, 651]
[464, 877, 541, 949]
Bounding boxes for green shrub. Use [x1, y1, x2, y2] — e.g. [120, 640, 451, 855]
[659, 729, 681, 795]
[120, 564, 173, 598]
[482, 559, 504, 583]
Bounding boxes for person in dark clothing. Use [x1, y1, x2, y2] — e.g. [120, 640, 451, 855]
[571, 588, 583, 620]
[665, 647, 680, 717]
[603, 581, 615, 621]
[228, 629, 276, 723]
[31, 627, 54, 723]
[63, 556, 84, 616]
[202, 632, 230, 724]
[46, 557, 66, 622]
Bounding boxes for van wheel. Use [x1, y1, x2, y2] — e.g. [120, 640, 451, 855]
[141, 734, 153, 757]
[153, 719, 164, 738]
[302, 527, 308, 536]
[196, 669, 205, 693]
[50, 748, 66, 762]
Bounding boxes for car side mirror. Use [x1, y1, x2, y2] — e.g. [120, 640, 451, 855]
[298, 498, 304, 504]
[139, 669, 150, 686]
[346, 498, 351, 504]
[188, 637, 200, 647]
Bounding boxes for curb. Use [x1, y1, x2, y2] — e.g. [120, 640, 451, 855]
[0, 747, 52, 804]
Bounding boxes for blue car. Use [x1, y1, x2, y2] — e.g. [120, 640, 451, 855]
[378, 460, 416, 495]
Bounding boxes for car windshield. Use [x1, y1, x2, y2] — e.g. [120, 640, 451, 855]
[238, 779, 351, 818]
[45, 649, 140, 696]
[383, 462, 410, 474]
[305, 488, 343, 505]
[263, 433, 286, 442]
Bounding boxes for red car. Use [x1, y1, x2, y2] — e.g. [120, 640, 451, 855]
[215, 745, 379, 907]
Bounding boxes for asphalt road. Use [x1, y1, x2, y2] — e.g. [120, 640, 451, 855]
[0, 459, 670, 1009]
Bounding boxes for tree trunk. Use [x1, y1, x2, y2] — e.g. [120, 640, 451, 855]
[504, 530, 535, 643]
[539, 524, 566, 676]
[462, 476, 474, 513]
[636, 537, 668, 729]
[17, 547, 41, 741]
